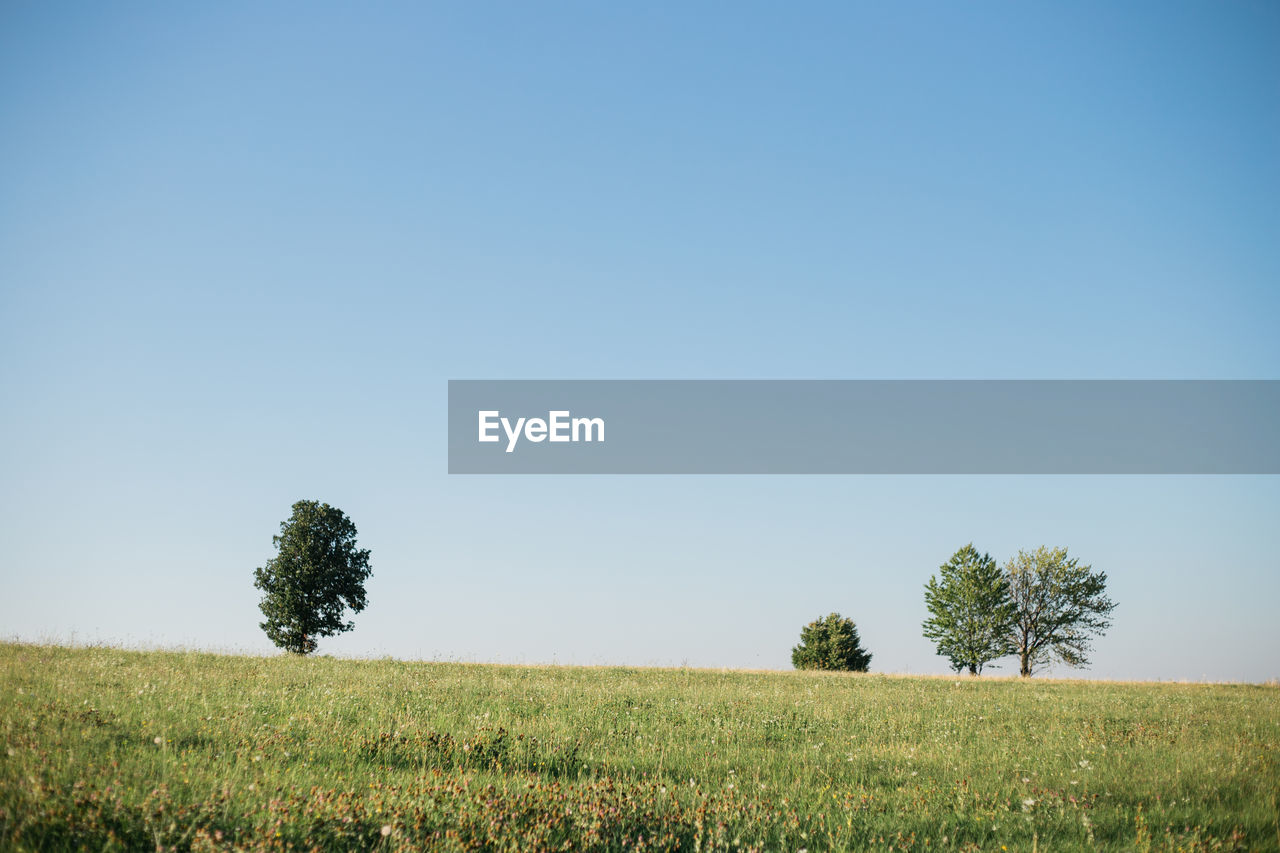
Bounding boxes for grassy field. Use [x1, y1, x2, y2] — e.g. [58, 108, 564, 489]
[1, 643, 1277, 851]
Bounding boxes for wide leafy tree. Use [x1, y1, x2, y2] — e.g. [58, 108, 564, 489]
[791, 613, 872, 672]
[254, 500, 373, 655]
[922, 544, 1017, 675]
[1005, 546, 1116, 677]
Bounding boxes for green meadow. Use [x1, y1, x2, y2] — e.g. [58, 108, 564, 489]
[1, 642, 1276, 851]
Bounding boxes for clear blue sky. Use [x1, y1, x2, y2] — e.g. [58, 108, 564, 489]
[2, 2, 1277, 681]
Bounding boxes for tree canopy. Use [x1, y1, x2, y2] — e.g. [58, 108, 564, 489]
[1005, 546, 1116, 677]
[253, 500, 373, 655]
[791, 613, 872, 672]
[922, 544, 1017, 675]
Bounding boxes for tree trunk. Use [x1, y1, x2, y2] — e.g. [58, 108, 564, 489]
[968, 664, 978, 676]
[1020, 651, 1031, 677]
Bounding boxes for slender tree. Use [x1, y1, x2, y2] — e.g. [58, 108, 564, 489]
[1005, 546, 1116, 677]
[791, 613, 872, 672]
[254, 500, 373, 655]
[922, 544, 1017, 675]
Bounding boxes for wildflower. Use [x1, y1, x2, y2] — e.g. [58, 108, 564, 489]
[154, 736, 163, 745]
[1021, 798, 1036, 812]
[381, 825, 392, 837]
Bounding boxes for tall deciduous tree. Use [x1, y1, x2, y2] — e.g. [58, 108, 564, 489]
[791, 613, 872, 672]
[922, 544, 1017, 675]
[254, 500, 373, 655]
[1005, 546, 1116, 677]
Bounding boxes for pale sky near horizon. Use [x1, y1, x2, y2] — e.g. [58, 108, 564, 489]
[2, 3, 1278, 682]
